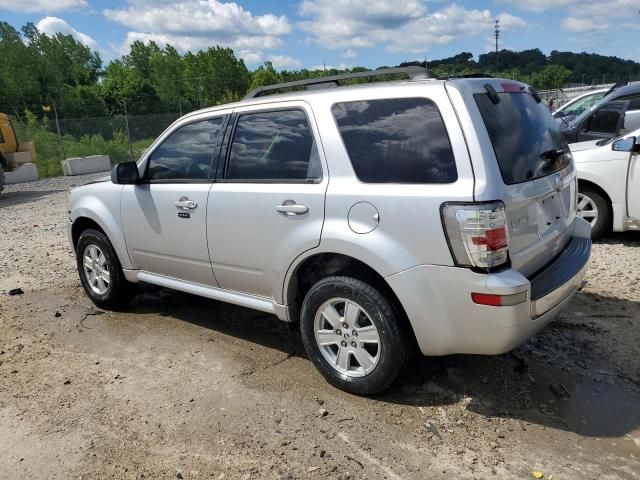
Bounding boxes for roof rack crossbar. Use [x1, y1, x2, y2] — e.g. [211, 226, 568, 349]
[244, 66, 436, 99]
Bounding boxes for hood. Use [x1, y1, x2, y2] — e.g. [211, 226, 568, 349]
[569, 139, 600, 154]
[84, 175, 110, 185]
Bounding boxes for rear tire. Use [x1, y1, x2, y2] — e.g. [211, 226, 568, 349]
[76, 229, 136, 310]
[577, 187, 610, 240]
[300, 276, 407, 395]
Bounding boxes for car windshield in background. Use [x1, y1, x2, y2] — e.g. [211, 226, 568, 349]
[475, 92, 571, 185]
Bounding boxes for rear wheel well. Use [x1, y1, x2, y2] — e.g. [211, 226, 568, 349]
[0, 151, 7, 169]
[286, 253, 417, 347]
[71, 217, 105, 249]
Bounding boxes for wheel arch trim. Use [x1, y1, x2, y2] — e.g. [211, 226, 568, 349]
[70, 205, 134, 270]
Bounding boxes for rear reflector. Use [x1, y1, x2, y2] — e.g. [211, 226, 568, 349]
[471, 226, 508, 251]
[471, 291, 528, 307]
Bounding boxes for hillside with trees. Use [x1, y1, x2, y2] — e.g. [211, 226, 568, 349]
[3, 21, 640, 119]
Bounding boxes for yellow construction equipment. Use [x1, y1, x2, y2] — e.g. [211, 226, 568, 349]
[0, 113, 36, 194]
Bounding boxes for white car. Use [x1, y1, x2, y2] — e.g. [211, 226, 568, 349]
[553, 88, 607, 124]
[571, 130, 640, 238]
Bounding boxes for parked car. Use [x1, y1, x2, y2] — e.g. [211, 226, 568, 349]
[571, 129, 640, 239]
[562, 82, 640, 143]
[553, 89, 607, 126]
[67, 68, 591, 394]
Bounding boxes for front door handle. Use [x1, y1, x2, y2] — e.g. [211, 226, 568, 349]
[276, 203, 309, 216]
[175, 198, 198, 210]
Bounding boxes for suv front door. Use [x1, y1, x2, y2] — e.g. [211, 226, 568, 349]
[121, 114, 227, 286]
[208, 102, 327, 300]
[577, 101, 628, 142]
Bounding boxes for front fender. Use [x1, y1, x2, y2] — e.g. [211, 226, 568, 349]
[69, 183, 133, 269]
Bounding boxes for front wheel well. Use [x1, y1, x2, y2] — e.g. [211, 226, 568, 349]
[286, 253, 417, 347]
[71, 217, 105, 249]
[578, 179, 612, 210]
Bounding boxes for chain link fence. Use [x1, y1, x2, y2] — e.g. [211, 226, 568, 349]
[538, 83, 615, 107]
[0, 79, 630, 178]
[3, 97, 194, 178]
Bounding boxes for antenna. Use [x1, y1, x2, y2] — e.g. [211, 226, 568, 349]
[494, 19, 500, 72]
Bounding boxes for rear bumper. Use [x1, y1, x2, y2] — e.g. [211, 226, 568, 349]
[386, 217, 591, 356]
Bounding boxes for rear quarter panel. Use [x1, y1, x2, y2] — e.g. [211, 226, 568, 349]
[302, 82, 475, 279]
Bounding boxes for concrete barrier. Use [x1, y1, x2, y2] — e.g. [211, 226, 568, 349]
[61, 155, 111, 176]
[5, 163, 39, 184]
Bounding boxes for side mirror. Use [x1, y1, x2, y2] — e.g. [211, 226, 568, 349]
[553, 110, 565, 119]
[611, 136, 639, 153]
[111, 162, 140, 184]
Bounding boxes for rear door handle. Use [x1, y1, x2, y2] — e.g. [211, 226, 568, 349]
[175, 199, 198, 210]
[276, 203, 309, 216]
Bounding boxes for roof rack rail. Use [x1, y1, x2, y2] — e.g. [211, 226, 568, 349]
[244, 66, 436, 99]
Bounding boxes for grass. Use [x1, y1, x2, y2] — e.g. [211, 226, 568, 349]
[12, 112, 154, 178]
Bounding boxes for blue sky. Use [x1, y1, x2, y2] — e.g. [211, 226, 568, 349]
[1, 0, 638, 69]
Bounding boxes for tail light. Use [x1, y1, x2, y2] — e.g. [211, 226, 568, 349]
[441, 201, 510, 271]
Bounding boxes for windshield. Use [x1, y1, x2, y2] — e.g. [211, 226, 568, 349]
[561, 93, 604, 117]
[566, 91, 615, 128]
[475, 92, 572, 185]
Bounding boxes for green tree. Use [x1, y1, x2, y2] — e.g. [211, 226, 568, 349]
[249, 61, 281, 91]
[530, 64, 572, 90]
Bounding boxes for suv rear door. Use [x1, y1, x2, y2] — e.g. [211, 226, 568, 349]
[207, 101, 327, 300]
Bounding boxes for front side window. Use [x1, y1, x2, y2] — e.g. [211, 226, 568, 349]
[588, 109, 620, 133]
[332, 98, 457, 183]
[147, 118, 223, 181]
[225, 109, 321, 182]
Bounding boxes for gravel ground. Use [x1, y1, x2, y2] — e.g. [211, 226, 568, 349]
[1, 175, 639, 480]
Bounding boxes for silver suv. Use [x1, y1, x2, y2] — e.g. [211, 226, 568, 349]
[68, 67, 591, 394]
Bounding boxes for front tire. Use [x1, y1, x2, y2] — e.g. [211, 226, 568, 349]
[577, 187, 610, 240]
[300, 276, 407, 395]
[76, 229, 136, 309]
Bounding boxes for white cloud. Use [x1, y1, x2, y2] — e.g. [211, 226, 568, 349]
[498, 0, 636, 34]
[495, 0, 576, 13]
[342, 49, 357, 60]
[496, 12, 527, 29]
[310, 62, 352, 70]
[0, 0, 86, 12]
[268, 55, 302, 69]
[239, 50, 264, 65]
[562, 17, 608, 33]
[36, 16, 97, 49]
[104, 0, 291, 65]
[298, 1, 527, 53]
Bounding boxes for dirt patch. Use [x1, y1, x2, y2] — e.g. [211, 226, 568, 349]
[1, 176, 639, 479]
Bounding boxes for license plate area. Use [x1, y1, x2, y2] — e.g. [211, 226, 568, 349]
[537, 187, 570, 237]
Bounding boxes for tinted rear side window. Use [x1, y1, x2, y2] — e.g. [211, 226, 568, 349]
[226, 109, 321, 182]
[475, 92, 571, 185]
[332, 98, 457, 183]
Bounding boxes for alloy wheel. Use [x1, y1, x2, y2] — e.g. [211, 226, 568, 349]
[82, 244, 110, 295]
[577, 192, 598, 227]
[313, 298, 381, 377]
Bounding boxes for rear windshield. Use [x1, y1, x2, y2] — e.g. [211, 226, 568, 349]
[475, 92, 571, 185]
